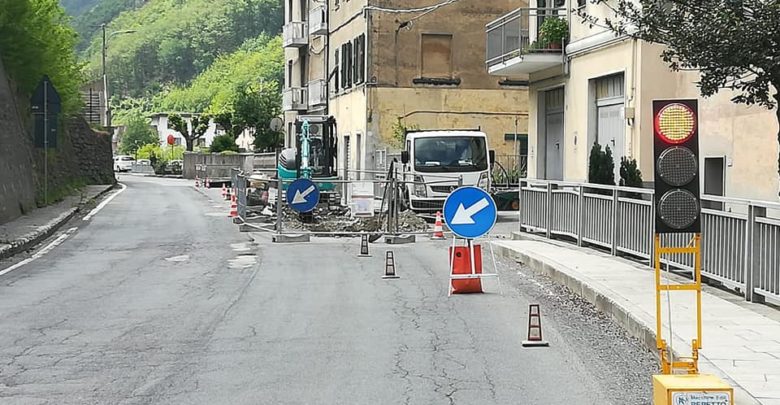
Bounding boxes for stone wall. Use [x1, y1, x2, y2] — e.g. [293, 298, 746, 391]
[0, 59, 115, 226]
[182, 152, 254, 179]
[0, 59, 37, 224]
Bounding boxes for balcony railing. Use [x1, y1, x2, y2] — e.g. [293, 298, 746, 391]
[307, 79, 327, 108]
[486, 7, 566, 74]
[283, 21, 308, 48]
[309, 5, 327, 36]
[282, 87, 307, 111]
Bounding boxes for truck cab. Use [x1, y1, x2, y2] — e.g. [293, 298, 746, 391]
[400, 130, 493, 213]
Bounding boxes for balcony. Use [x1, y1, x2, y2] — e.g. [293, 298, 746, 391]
[307, 79, 327, 108]
[283, 21, 308, 48]
[309, 5, 327, 36]
[486, 8, 566, 75]
[283, 87, 308, 111]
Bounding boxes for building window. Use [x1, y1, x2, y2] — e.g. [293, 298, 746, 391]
[287, 0, 293, 22]
[353, 34, 365, 85]
[287, 60, 293, 87]
[341, 42, 353, 89]
[421, 33, 453, 79]
[333, 48, 340, 92]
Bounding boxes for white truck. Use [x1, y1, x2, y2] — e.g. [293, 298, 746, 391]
[399, 129, 493, 213]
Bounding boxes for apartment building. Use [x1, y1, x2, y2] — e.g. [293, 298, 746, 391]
[486, 0, 779, 201]
[282, 0, 530, 179]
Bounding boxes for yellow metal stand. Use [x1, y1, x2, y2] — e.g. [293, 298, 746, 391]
[652, 234, 734, 404]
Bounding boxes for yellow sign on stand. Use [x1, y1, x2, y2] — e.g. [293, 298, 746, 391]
[653, 374, 733, 405]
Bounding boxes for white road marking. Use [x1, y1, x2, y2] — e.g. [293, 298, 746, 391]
[83, 183, 127, 221]
[0, 227, 78, 277]
[165, 255, 190, 262]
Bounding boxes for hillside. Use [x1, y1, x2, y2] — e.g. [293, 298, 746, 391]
[67, 0, 149, 52]
[81, 0, 282, 98]
[60, 0, 101, 15]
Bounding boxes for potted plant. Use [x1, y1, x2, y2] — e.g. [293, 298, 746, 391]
[539, 17, 568, 50]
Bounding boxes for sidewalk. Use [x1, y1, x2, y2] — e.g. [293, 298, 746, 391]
[0, 184, 114, 260]
[492, 233, 780, 405]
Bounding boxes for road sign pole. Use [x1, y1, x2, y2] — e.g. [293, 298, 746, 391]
[43, 79, 48, 205]
[276, 179, 282, 235]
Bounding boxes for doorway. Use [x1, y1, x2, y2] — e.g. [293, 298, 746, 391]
[544, 87, 564, 180]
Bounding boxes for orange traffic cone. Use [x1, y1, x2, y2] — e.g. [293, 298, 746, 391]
[195, 177, 200, 188]
[228, 194, 238, 218]
[205, 177, 210, 188]
[221, 184, 227, 199]
[431, 211, 445, 240]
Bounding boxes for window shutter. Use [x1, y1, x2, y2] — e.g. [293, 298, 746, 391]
[334, 48, 340, 91]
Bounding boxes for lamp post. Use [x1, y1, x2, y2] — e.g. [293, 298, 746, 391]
[101, 24, 136, 129]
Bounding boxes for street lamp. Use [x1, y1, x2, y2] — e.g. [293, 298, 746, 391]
[101, 24, 136, 130]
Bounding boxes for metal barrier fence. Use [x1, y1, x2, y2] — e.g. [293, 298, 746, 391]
[236, 172, 248, 221]
[130, 162, 154, 174]
[518, 179, 780, 304]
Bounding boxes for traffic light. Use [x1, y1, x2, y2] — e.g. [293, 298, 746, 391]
[652, 99, 701, 234]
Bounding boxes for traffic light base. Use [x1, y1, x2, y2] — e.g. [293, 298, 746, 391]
[652, 374, 733, 405]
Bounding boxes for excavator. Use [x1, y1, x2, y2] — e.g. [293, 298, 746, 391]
[277, 115, 338, 192]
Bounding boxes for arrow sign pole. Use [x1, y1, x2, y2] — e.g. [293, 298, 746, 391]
[292, 185, 316, 204]
[451, 198, 490, 225]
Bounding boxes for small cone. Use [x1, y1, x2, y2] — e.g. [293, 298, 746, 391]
[383, 251, 399, 279]
[431, 211, 445, 240]
[228, 194, 238, 218]
[358, 234, 371, 257]
[224, 185, 232, 201]
[522, 304, 549, 347]
[195, 177, 200, 188]
[205, 177, 210, 188]
[221, 184, 227, 199]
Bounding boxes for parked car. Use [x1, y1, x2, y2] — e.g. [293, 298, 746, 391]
[167, 160, 183, 175]
[136, 159, 151, 165]
[114, 155, 135, 172]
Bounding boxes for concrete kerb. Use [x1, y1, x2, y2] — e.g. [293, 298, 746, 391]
[491, 233, 761, 405]
[0, 184, 115, 261]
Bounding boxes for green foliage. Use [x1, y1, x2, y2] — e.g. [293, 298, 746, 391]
[136, 143, 163, 160]
[82, 0, 282, 97]
[60, 0, 101, 15]
[619, 157, 643, 188]
[210, 134, 239, 153]
[391, 118, 419, 148]
[539, 17, 568, 45]
[169, 113, 209, 151]
[68, 0, 145, 51]
[118, 112, 158, 154]
[588, 142, 615, 186]
[111, 96, 154, 126]
[0, 0, 84, 114]
[156, 35, 283, 113]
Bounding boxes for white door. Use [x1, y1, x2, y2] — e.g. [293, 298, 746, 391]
[545, 88, 564, 180]
[595, 74, 625, 183]
[597, 103, 624, 182]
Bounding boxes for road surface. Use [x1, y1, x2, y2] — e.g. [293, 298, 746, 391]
[0, 175, 656, 404]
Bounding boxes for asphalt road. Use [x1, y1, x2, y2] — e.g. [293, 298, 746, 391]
[0, 175, 657, 404]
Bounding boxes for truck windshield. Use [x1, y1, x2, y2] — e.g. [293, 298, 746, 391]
[413, 136, 488, 173]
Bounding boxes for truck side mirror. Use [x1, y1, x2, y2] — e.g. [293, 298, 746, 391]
[489, 150, 496, 168]
[401, 150, 409, 164]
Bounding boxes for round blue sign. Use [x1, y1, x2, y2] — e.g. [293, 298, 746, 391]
[442, 186, 497, 239]
[286, 178, 320, 213]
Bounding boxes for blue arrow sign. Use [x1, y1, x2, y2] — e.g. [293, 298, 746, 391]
[443, 186, 497, 239]
[286, 178, 320, 213]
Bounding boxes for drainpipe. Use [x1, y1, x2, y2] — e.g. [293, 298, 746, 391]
[325, 1, 330, 115]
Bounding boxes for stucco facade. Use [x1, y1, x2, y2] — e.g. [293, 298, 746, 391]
[501, 1, 778, 201]
[283, 0, 531, 179]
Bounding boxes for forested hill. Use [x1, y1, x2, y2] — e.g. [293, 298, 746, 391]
[62, 0, 150, 52]
[80, 0, 282, 99]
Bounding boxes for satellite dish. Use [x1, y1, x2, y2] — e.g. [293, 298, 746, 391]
[269, 117, 283, 132]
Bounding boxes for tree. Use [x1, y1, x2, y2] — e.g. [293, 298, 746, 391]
[619, 157, 643, 188]
[210, 134, 239, 153]
[589, 142, 615, 186]
[0, 0, 84, 114]
[119, 113, 158, 155]
[581, 0, 780, 183]
[168, 113, 209, 151]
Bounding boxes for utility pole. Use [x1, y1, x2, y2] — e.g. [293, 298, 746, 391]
[100, 25, 136, 130]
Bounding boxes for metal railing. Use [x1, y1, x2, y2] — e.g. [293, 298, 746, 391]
[308, 79, 327, 108]
[282, 21, 308, 47]
[309, 4, 327, 36]
[486, 7, 566, 68]
[283, 87, 308, 111]
[518, 179, 780, 304]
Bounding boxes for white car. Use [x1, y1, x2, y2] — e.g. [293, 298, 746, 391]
[114, 155, 135, 172]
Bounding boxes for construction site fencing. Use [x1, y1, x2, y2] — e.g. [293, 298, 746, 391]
[236, 172, 248, 221]
[518, 179, 780, 304]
